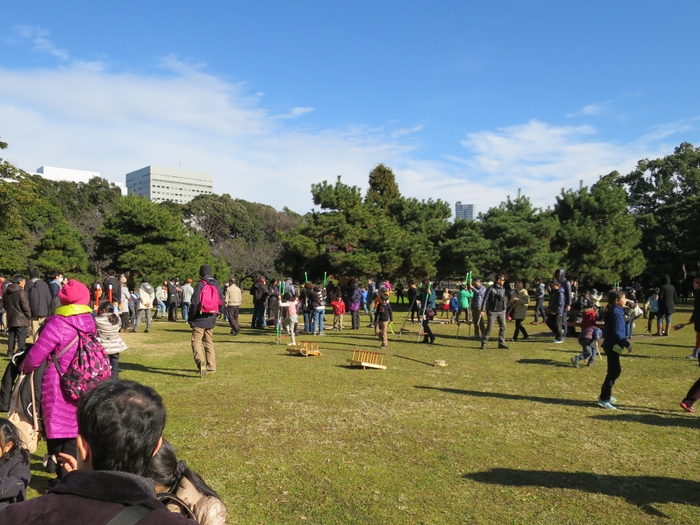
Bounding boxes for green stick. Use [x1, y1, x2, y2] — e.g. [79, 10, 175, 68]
[305, 272, 308, 284]
[323, 272, 327, 287]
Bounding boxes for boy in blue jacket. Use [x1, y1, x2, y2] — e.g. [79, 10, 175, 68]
[598, 290, 632, 409]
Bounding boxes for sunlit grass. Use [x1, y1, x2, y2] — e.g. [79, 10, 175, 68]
[14, 299, 700, 524]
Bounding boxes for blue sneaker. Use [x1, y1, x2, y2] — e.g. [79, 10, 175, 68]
[609, 397, 617, 404]
[553, 339, 564, 344]
[597, 398, 617, 410]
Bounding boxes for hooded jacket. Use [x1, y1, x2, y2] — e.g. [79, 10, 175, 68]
[658, 275, 677, 315]
[20, 304, 95, 439]
[138, 283, 155, 310]
[557, 268, 572, 309]
[4, 284, 31, 328]
[26, 278, 52, 318]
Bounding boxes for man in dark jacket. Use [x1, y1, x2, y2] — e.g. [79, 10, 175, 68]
[0, 380, 191, 524]
[657, 274, 677, 336]
[25, 270, 52, 343]
[167, 277, 181, 321]
[480, 274, 508, 350]
[546, 281, 566, 343]
[5, 275, 31, 359]
[554, 268, 572, 336]
[189, 265, 224, 378]
[102, 269, 122, 306]
[470, 277, 487, 338]
[250, 278, 269, 329]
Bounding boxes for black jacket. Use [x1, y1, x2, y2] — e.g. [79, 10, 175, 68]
[250, 281, 269, 304]
[481, 284, 507, 313]
[658, 276, 677, 315]
[188, 276, 223, 329]
[26, 279, 52, 318]
[102, 276, 122, 305]
[0, 470, 191, 524]
[4, 285, 31, 328]
[374, 301, 393, 323]
[0, 451, 30, 510]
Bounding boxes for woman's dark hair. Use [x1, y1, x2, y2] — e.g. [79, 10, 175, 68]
[143, 439, 220, 499]
[0, 418, 30, 466]
[98, 301, 120, 324]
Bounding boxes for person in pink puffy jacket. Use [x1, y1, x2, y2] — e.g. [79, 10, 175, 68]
[20, 279, 96, 489]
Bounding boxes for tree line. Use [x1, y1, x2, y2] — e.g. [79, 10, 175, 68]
[2, 138, 700, 288]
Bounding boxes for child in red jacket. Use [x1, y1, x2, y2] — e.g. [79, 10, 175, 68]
[330, 294, 346, 331]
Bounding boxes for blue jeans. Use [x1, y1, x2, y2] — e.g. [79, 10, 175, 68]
[156, 301, 167, 318]
[252, 302, 266, 328]
[181, 303, 190, 322]
[304, 311, 312, 332]
[312, 308, 325, 334]
[534, 298, 546, 323]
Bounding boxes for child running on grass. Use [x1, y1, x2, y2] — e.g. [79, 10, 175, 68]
[571, 308, 601, 367]
[598, 289, 633, 410]
[374, 293, 393, 349]
[0, 418, 30, 510]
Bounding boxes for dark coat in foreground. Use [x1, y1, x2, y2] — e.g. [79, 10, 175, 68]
[0, 452, 31, 510]
[0, 470, 192, 524]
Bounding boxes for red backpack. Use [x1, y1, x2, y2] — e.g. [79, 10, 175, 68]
[199, 281, 222, 314]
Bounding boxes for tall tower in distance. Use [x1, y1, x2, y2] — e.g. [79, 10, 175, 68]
[455, 202, 474, 221]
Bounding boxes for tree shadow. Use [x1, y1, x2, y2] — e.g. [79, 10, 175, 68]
[118, 362, 194, 378]
[516, 358, 571, 368]
[589, 413, 700, 429]
[464, 468, 700, 517]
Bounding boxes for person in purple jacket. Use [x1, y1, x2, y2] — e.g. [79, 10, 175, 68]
[20, 279, 95, 488]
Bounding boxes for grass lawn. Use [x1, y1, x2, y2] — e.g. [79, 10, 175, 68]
[7, 299, 700, 524]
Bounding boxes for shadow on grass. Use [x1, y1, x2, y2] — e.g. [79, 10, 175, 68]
[416, 385, 681, 415]
[464, 468, 700, 517]
[516, 358, 571, 368]
[589, 413, 700, 428]
[415, 386, 593, 407]
[119, 362, 194, 378]
[28, 471, 53, 495]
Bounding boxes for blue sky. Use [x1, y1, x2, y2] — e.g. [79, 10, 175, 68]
[1, 1, 699, 213]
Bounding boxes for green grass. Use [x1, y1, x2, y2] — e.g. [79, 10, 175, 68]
[11, 301, 700, 524]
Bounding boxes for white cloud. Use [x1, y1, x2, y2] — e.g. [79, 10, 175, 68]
[0, 61, 691, 216]
[566, 101, 613, 118]
[275, 107, 315, 119]
[13, 25, 68, 60]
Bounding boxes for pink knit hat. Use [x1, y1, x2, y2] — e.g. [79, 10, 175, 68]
[58, 279, 91, 306]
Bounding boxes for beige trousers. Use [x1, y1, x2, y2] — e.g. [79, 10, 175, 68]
[191, 327, 216, 372]
[31, 317, 46, 343]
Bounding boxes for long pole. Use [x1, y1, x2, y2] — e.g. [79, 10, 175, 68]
[397, 292, 418, 336]
[416, 282, 431, 343]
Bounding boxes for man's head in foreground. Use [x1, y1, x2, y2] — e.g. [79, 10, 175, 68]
[77, 380, 166, 475]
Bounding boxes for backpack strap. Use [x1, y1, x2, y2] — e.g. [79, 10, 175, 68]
[52, 332, 80, 376]
[104, 504, 154, 525]
[156, 492, 197, 519]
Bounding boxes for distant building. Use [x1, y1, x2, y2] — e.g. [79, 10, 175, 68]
[455, 202, 474, 221]
[36, 166, 127, 195]
[126, 165, 213, 204]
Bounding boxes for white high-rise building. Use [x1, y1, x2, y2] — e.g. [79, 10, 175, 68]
[126, 165, 213, 204]
[36, 166, 128, 195]
[455, 202, 474, 221]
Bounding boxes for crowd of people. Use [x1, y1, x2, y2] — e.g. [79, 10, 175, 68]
[0, 265, 699, 521]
